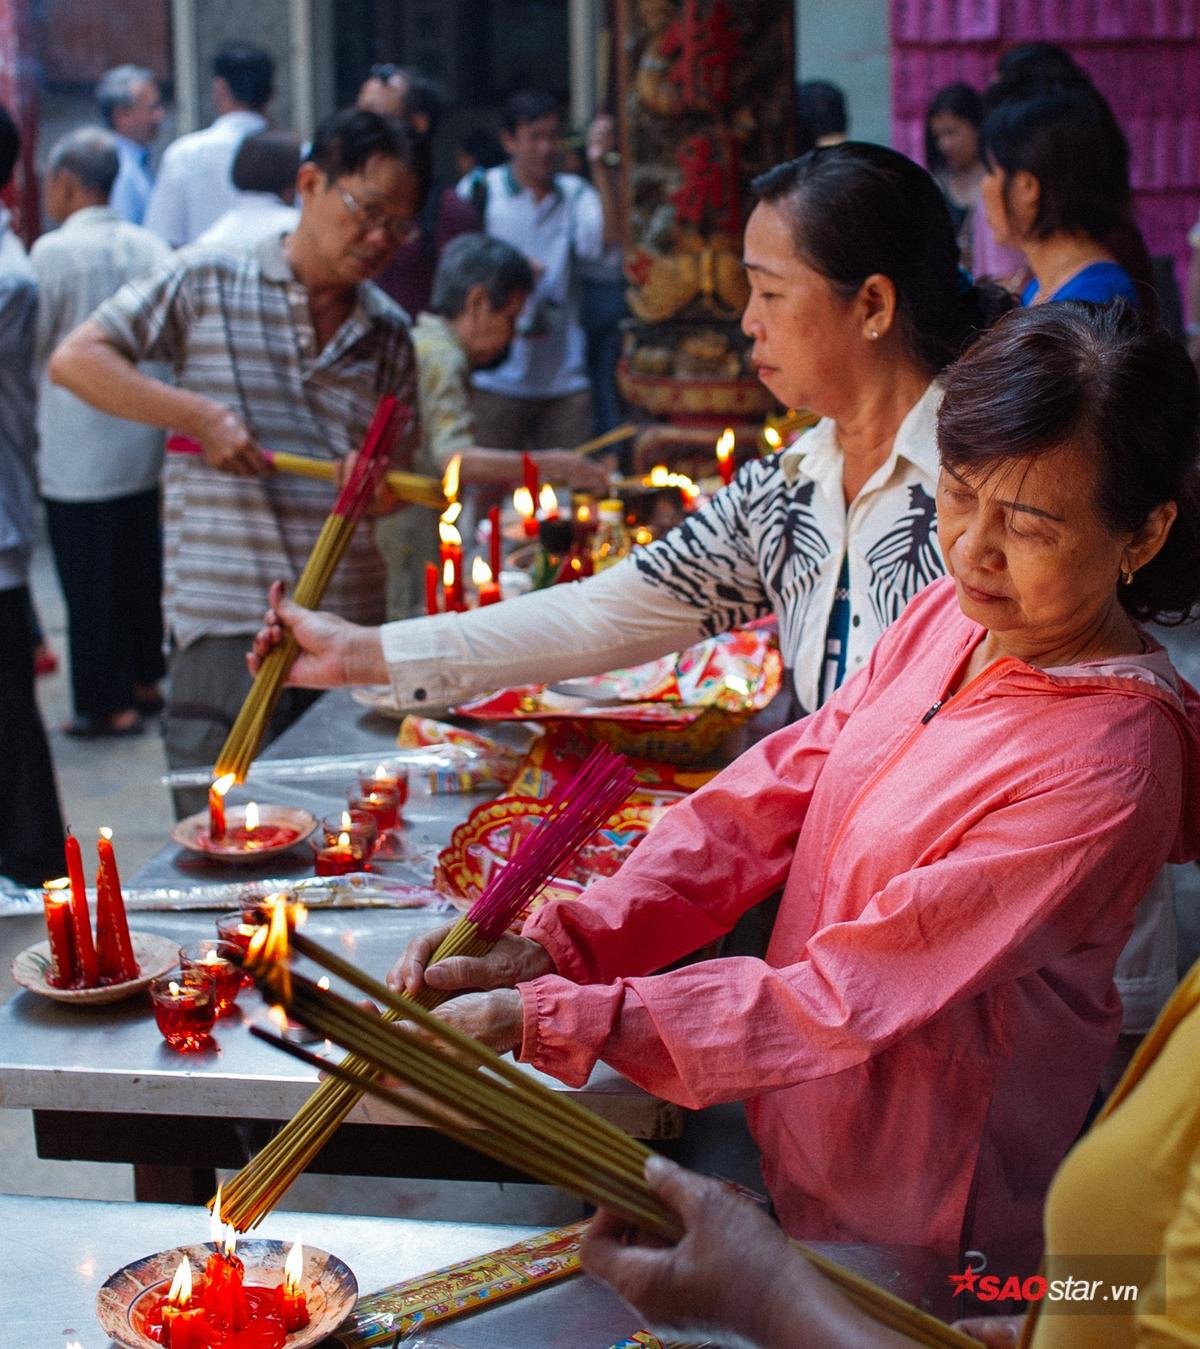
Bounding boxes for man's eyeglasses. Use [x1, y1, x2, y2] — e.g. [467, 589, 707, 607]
[332, 182, 417, 244]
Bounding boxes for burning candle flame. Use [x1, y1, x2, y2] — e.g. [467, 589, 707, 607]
[513, 486, 534, 519]
[168, 980, 181, 997]
[442, 452, 462, 503]
[44, 876, 70, 894]
[167, 1254, 192, 1306]
[374, 764, 389, 780]
[440, 498, 463, 526]
[98, 826, 114, 841]
[246, 924, 269, 963]
[340, 810, 353, 828]
[649, 464, 669, 486]
[337, 831, 351, 848]
[438, 518, 462, 546]
[538, 483, 558, 515]
[442, 558, 454, 588]
[211, 772, 236, 800]
[576, 503, 591, 523]
[317, 976, 330, 990]
[245, 801, 259, 832]
[203, 949, 221, 965]
[471, 556, 493, 586]
[284, 1239, 304, 1291]
[268, 1004, 289, 1032]
[715, 427, 735, 463]
[763, 425, 783, 449]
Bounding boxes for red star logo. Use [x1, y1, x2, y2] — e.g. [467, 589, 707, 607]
[947, 1266, 980, 1296]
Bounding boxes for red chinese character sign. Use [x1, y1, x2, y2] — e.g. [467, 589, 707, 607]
[616, 0, 793, 428]
[660, 0, 738, 111]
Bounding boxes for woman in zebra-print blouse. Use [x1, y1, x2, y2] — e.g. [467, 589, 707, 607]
[254, 143, 1012, 718]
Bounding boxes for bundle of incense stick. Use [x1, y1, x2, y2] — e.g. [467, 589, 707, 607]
[218, 745, 637, 1230]
[213, 396, 407, 783]
[247, 930, 978, 1349]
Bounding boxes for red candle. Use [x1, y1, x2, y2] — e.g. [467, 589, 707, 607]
[276, 1240, 309, 1330]
[41, 878, 77, 987]
[161, 1304, 210, 1349]
[347, 786, 399, 832]
[514, 487, 538, 538]
[321, 808, 379, 854]
[204, 1249, 252, 1332]
[311, 832, 363, 876]
[95, 828, 138, 983]
[358, 762, 409, 809]
[63, 831, 99, 988]
[208, 772, 235, 841]
[151, 968, 216, 1052]
[472, 556, 501, 606]
[181, 941, 243, 1017]
[716, 427, 736, 487]
[488, 504, 502, 579]
[424, 560, 439, 616]
[522, 450, 539, 504]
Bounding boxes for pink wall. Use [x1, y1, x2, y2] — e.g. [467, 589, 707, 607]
[890, 0, 1200, 296]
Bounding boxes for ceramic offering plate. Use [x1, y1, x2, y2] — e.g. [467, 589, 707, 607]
[96, 1238, 357, 1349]
[11, 931, 180, 1005]
[171, 804, 316, 863]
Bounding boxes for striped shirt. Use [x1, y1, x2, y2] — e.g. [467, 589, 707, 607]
[92, 231, 416, 648]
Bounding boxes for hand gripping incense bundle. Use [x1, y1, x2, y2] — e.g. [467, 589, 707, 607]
[247, 927, 977, 1349]
[217, 745, 637, 1231]
[213, 396, 409, 784]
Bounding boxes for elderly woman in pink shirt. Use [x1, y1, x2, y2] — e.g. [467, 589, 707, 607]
[391, 301, 1200, 1266]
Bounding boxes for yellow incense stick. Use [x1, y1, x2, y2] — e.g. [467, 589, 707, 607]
[571, 422, 637, 457]
[266, 451, 447, 510]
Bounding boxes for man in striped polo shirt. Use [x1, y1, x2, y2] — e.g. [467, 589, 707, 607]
[49, 109, 421, 812]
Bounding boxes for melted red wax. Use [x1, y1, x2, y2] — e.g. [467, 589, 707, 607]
[142, 1285, 291, 1347]
[199, 825, 299, 854]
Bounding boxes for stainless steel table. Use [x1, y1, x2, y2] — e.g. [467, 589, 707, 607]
[0, 692, 681, 1202]
[2, 1194, 653, 1347]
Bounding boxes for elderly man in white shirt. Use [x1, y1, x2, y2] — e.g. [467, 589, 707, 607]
[144, 42, 273, 246]
[33, 128, 171, 737]
[97, 64, 164, 226]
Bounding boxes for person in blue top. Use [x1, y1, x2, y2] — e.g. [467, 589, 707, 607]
[979, 83, 1143, 307]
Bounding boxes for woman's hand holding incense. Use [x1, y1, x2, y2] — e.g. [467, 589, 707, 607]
[583, 1157, 913, 1349]
[389, 921, 554, 999]
[246, 580, 388, 687]
[582, 1157, 803, 1345]
[196, 402, 265, 477]
[419, 988, 524, 1055]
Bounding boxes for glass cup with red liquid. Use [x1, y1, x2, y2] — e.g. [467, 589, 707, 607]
[179, 940, 243, 1017]
[151, 966, 217, 1051]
